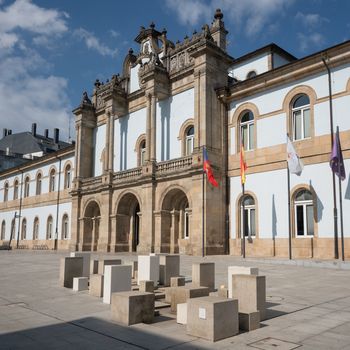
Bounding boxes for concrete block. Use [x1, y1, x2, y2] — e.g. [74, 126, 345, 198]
[218, 286, 229, 298]
[137, 255, 159, 286]
[98, 259, 122, 274]
[73, 277, 88, 292]
[232, 274, 266, 321]
[192, 263, 215, 291]
[70, 252, 91, 278]
[59, 257, 83, 288]
[111, 291, 155, 325]
[90, 259, 99, 274]
[159, 254, 180, 286]
[239, 311, 260, 331]
[103, 265, 132, 304]
[170, 285, 210, 313]
[228, 266, 259, 298]
[177, 303, 187, 324]
[89, 274, 104, 297]
[139, 280, 154, 293]
[170, 276, 185, 287]
[124, 260, 138, 279]
[187, 296, 239, 342]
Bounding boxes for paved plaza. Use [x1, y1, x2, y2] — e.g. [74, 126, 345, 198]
[1, 251, 350, 349]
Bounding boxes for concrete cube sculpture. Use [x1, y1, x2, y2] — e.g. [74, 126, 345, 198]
[89, 274, 104, 297]
[90, 259, 99, 275]
[103, 265, 132, 304]
[124, 260, 138, 279]
[59, 257, 83, 288]
[232, 274, 266, 321]
[98, 259, 122, 275]
[111, 291, 155, 325]
[187, 296, 239, 342]
[228, 266, 259, 298]
[73, 277, 88, 292]
[159, 254, 180, 286]
[137, 255, 159, 286]
[170, 286, 210, 313]
[239, 311, 260, 331]
[177, 303, 187, 324]
[192, 263, 215, 292]
[139, 280, 154, 293]
[170, 276, 185, 287]
[70, 252, 91, 278]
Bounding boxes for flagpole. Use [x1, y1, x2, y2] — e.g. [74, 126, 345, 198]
[202, 148, 205, 258]
[287, 134, 292, 260]
[242, 183, 246, 259]
[337, 127, 345, 261]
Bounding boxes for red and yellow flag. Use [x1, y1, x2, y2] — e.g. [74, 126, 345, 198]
[240, 144, 247, 185]
[203, 148, 218, 187]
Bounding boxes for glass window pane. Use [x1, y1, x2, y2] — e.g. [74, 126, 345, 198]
[242, 125, 248, 150]
[249, 123, 254, 150]
[303, 108, 311, 138]
[296, 205, 304, 236]
[306, 205, 314, 235]
[294, 111, 302, 140]
[243, 195, 254, 206]
[293, 95, 310, 108]
[250, 209, 256, 236]
[241, 111, 254, 123]
[243, 209, 249, 237]
[296, 190, 313, 201]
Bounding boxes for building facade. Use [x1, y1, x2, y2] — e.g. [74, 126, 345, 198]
[0, 9, 349, 258]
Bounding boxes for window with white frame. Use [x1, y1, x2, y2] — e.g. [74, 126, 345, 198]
[24, 176, 30, 198]
[240, 111, 254, 151]
[294, 189, 314, 237]
[33, 217, 39, 240]
[13, 179, 19, 200]
[3, 182, 9, 202]
[21, 218, 27, 240]
[49, 169, 55, 192]
[1, 220, 5, 240]
[36, 173, 42, 195]
[62, 214, 69, 239]
[46, 216, 53, 239]
[185, 126, 194, 156]
[292, 94, 310, 141]
[64, 165, 71, 189]
[240, 195, 256, 237]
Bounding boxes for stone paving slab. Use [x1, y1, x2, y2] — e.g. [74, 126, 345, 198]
[0, 250, 350, 349]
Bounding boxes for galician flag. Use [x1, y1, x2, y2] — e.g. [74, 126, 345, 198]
[330, 129, 346, 180]
[287, 136, 303, 175]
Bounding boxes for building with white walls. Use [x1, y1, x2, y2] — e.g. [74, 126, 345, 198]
[0, 9, 349, 258]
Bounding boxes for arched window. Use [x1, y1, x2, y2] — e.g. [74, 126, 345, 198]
[240, 195, 256, 238]
[21, 218, 27, 240]
[62, 214, 69, 239]
[292, 94, 310, 140]
[140, 140, 146, 166]
[13, 179, 19, 200]
[185, 126, 194, 156]
[36, 173, 42, 195]
[49, 169, 55, 192]
[24, 176, 30, 198]
[64, 164, 71, 189]
[10, 219, 16, 239]
[3, 182, 9, 202]
[33, 217, 39, 240]
[246, 70, 257, 79]
[294, 189, 314, 237]
[46, 216, 53, 239]
[1, 220, 5, 240]
[240, 111, 254, 151]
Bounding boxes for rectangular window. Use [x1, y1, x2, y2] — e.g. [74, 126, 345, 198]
[294, 110, 302, 140]
[306, 205, 314, 236]
[303, 109, 311, 138]
[248, 124, 254, 150]
[296, 205, 304, 236]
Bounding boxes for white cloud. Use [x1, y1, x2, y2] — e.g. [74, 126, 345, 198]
[0, 32, 18, 49]
[298, 32, 325, 52]
[295, 12, 329, 28]
[74, 28, 118, 57]
[165, 0, 295, 37]
[109, 29, 120, 38]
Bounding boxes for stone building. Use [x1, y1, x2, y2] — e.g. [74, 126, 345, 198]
[0, 9, 349, 258]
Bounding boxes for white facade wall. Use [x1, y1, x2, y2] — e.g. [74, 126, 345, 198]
[229, 53, 269, 81]
[230, 160, 350, 240]
[113, 108, 147, 171]
[129, 65, 140, 93]
[273, 53, 291, 68]
[257, 114, 286, 149]
[156, 88, 194, 161]
[92, 124, 106, 177]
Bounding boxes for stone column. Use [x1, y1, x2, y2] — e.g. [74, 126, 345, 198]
[91, 217, 96, 252]
[104, 116, 110, 173]
[170, 210, 180, 254]
[109, 214, 117, 253]
[145, 94, 151, 162]
[150, 94, 157, 161]
[108, 113, 115, 172]
[75, 123, 81, 177]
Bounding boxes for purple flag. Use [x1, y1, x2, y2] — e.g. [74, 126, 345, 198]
[330, 130, 346, 180]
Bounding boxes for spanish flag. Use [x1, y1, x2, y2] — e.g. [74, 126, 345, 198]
[203, 148, 218, 187]
[240, 144, 247, 185]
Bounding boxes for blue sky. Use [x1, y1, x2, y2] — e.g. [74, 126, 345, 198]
[0, 0, 349, 141]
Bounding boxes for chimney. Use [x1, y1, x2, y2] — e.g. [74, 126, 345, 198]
[2, 128, 7, 138]
[31, 123, 37, 137]
[54, 128, 59, 144]
[7, 129, 12, 135]
[45, 129, 49, 138]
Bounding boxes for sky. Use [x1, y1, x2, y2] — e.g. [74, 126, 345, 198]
[0, 0, 349, 141]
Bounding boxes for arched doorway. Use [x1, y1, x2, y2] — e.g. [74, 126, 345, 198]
[160, 188, 190, 253]
[82, 201, 101, 251]
[115, 193, 141, 252]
